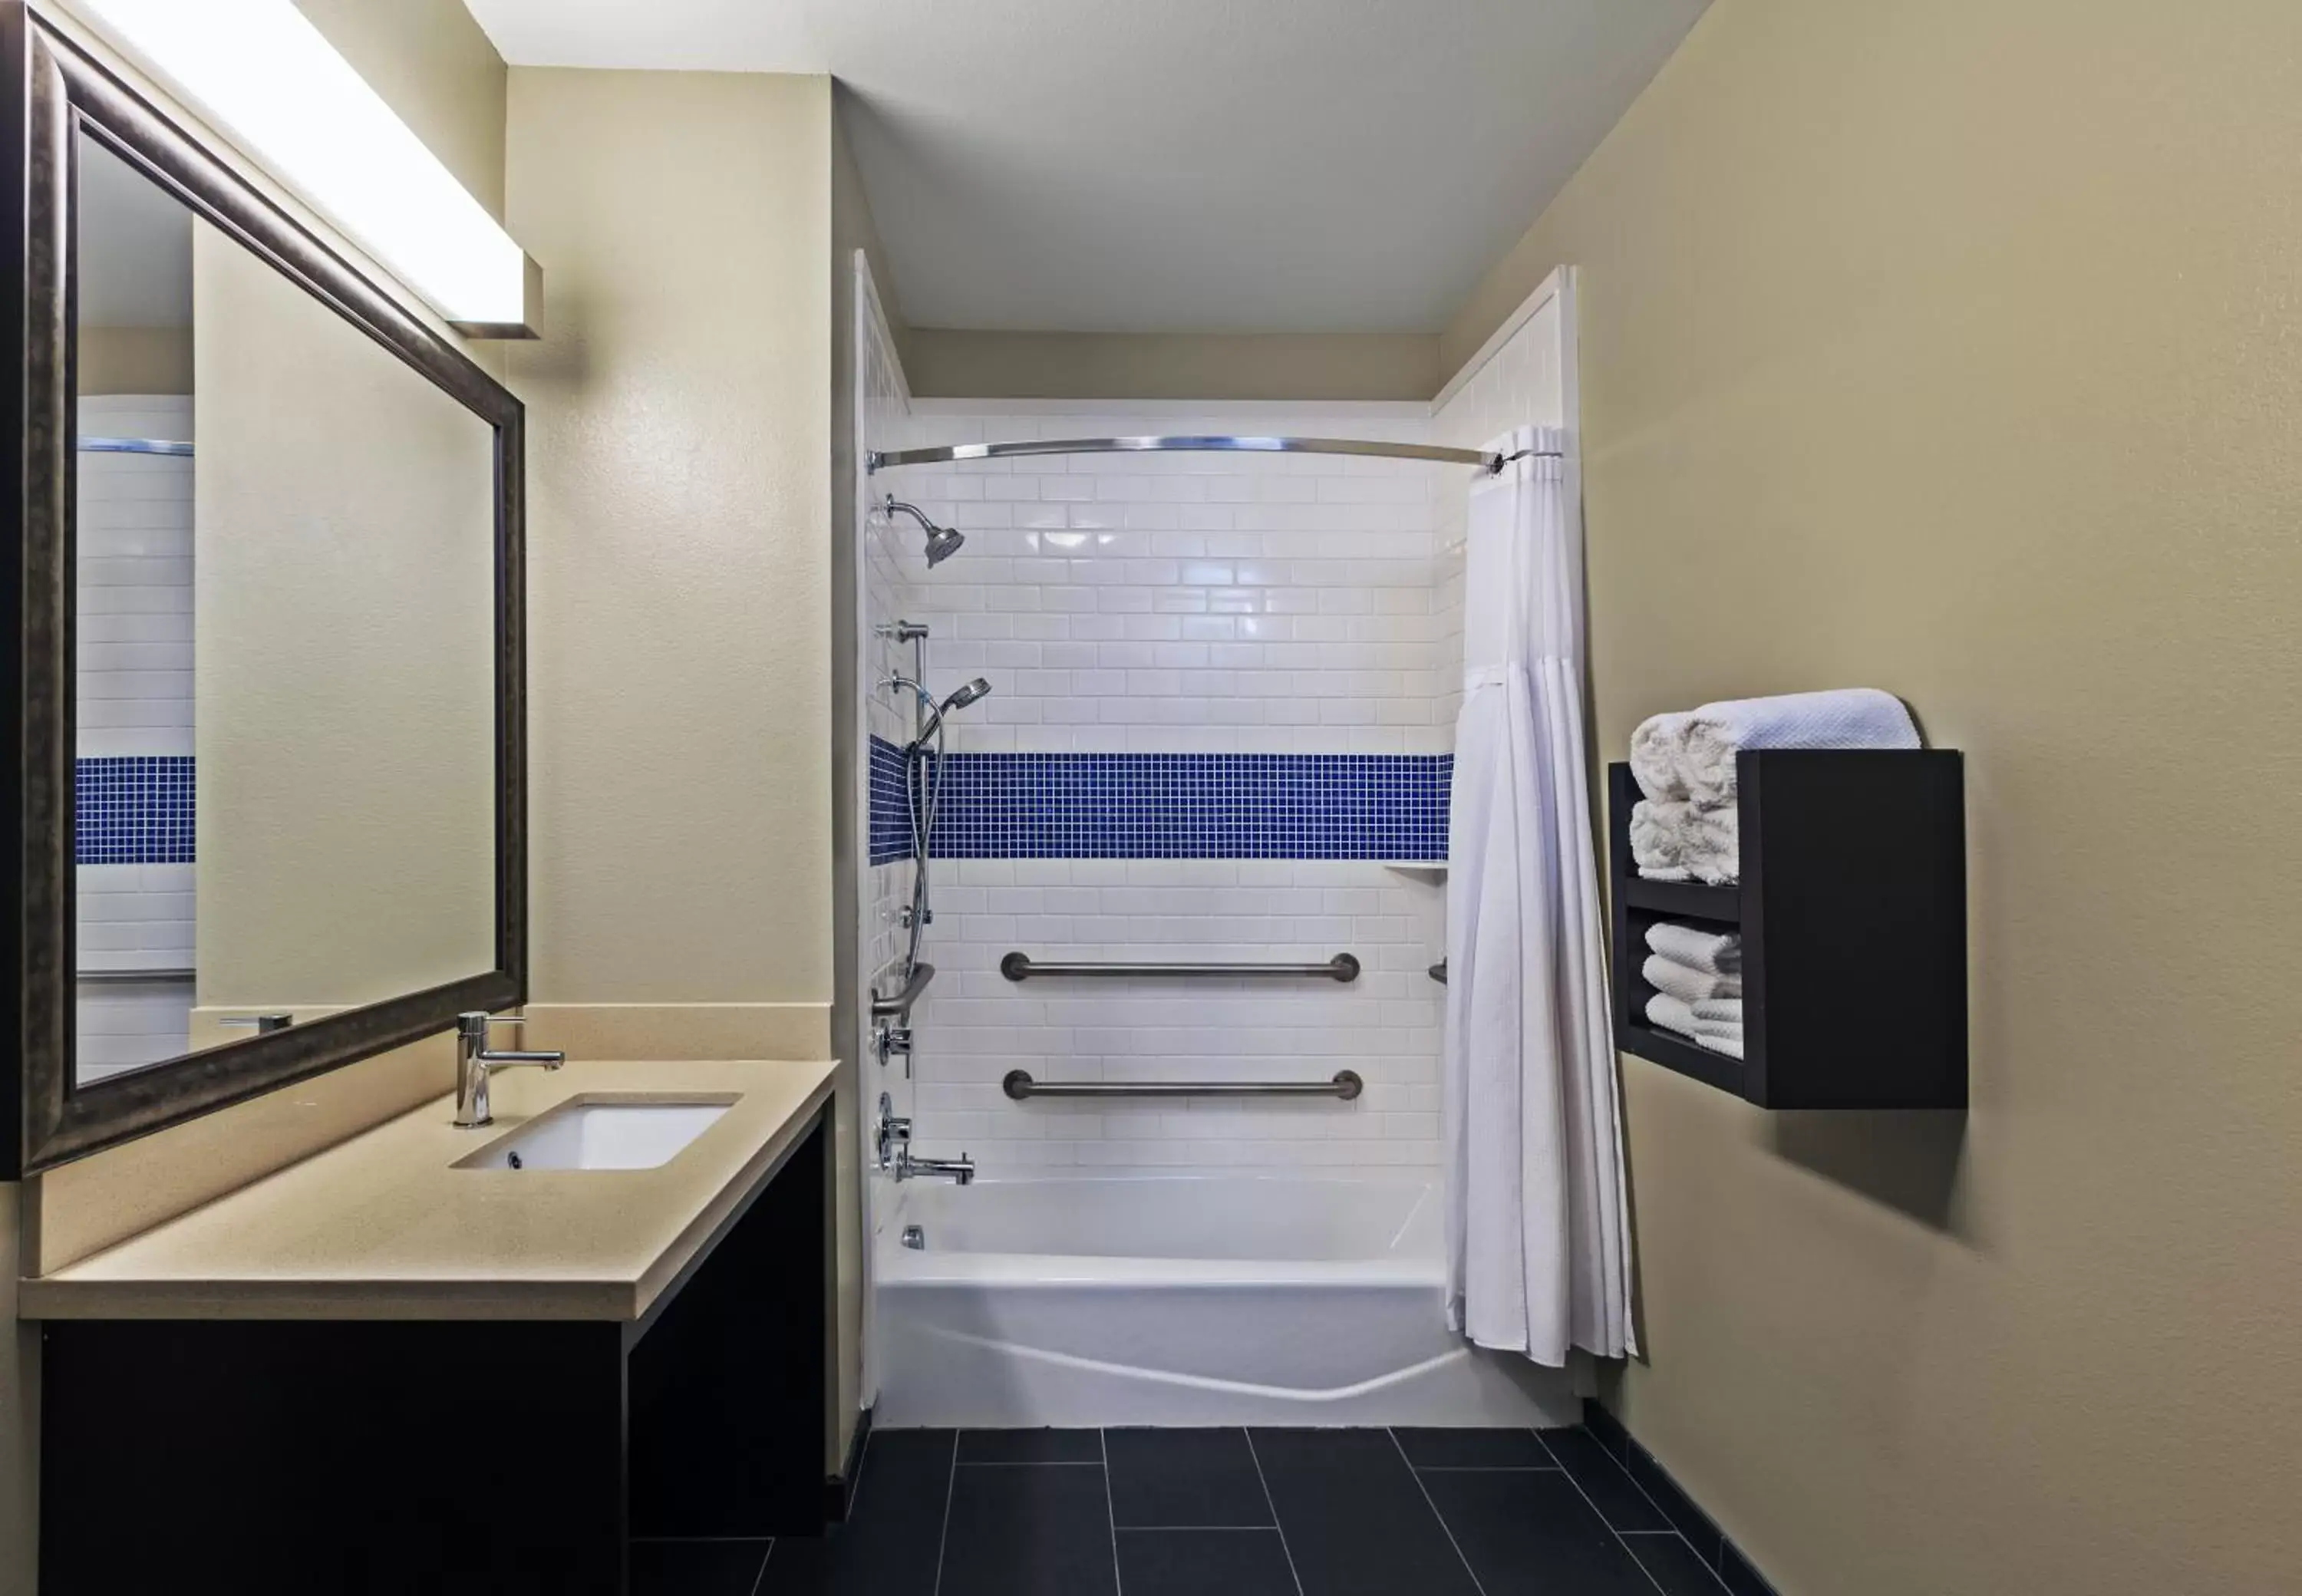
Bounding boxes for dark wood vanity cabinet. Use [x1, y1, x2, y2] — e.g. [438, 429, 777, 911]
[38, 1115, 832, 1595]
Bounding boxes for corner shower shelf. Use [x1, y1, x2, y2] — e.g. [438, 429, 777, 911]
[1608, 750, 1967, 1110]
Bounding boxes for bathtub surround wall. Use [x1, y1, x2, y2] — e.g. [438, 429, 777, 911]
[1443, 0, 2302, 1591]
[75, 394, 198, 1077]
[862, 403, 1458, 1180]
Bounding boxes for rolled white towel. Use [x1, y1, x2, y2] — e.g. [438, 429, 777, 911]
[1695, 1030, 1744, 1062]
[1629, 800, 1686, 879]
[1643, 953, 1742, 1004]
[1646, 922, 1741, 976]
[1630, 711, 1693, 802]
[1644, 991, 1698, 1038]
[1676, 688, 1918, 806]
[1632, 799, 1740, 884]
[1680, 803, 1739, 885]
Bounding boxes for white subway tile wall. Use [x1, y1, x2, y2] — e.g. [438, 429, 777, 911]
[77, 395, 196, 1070]
[77, 975, 194, 1083]
[860, 402, 1457, 1178]
[909, 856, 1444, 1175]
[872, 404, 1449, 758]
[78, 395, 195, 758]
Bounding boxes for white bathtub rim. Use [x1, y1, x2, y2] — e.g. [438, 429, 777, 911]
[877, 1251, 1439, 1288]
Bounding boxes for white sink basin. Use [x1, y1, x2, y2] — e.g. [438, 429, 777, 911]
[455, 1095, 737, 1171]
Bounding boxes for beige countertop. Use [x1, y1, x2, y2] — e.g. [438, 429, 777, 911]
[17, 1057, 836, 1322]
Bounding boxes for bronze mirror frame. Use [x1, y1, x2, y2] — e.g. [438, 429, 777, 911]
[2, 8, 526, 1175]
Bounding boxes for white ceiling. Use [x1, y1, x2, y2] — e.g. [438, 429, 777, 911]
[463, 0, 1707, 335]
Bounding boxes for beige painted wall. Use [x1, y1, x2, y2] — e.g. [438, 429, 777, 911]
[193, 219, 498, 1010]
[505, 65, 833, 1011]
[905, 327, 1440, 401]
[1446, 2, 2302, 1591]
[78, 325, 191, 395]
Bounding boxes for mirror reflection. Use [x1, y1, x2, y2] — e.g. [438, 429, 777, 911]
[72, 130, 498, 1087]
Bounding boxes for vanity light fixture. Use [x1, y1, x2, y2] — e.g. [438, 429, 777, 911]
[71, 0, 539, 337]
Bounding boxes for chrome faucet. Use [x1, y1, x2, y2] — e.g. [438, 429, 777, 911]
[453, 1012, 565, 1128]
[876, 1092, 975, 1185]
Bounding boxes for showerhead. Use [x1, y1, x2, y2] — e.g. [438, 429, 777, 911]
[882, 496, 967, 569]
[922, 524, 967, 567]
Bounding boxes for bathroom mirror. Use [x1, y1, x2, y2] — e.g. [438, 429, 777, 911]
[5, 17, 526, 1173]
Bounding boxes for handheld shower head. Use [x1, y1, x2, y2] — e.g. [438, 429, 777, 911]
[915, 678, 993, 745]
[882, 496, 967, 569]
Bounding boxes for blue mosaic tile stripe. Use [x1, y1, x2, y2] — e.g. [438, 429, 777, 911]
[869, 734, 912, 866]
[76, 755, 195, 866]
[868, 737, 1449, 862]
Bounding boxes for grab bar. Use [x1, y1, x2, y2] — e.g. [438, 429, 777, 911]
[870, 961, 936, 1020]
[1003, 1069, 1363, 1101]
[1000, 951, 1359, 983]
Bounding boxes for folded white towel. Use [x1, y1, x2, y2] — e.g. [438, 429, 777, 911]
[1643, 953, 1742, 1004]
[1677, 688, 1918, 806]
[1651, 991, 1744, 1060]
[1691, 998, 1742, 1026]
[1631, 799, 1740, 884]
[1645, 922, 1742, 976]
[1645, 991, 1698, 1037]
[1630, 711, 1694, 802]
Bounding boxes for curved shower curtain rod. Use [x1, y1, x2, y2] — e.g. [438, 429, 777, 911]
[866, 434, 1562, 476]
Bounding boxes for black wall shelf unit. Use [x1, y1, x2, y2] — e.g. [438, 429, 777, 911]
[1608, 750, 1967, 1110]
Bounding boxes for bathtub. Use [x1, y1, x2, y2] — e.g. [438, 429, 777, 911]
[872, 1176, 1580, 1429]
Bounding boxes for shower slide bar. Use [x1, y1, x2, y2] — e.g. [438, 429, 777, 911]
[867, 435, 1562, 476]
[1003, 1068, 1364, 1102]
[1000, 951, 1360, 982]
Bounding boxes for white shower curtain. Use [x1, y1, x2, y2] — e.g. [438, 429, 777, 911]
[1443, 424, 1634, 1364]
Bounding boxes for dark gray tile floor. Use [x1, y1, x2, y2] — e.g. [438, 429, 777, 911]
[637, 1424, 1737, 1595]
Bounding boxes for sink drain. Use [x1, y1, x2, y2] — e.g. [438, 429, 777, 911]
[901, 1225, 925, 1250]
